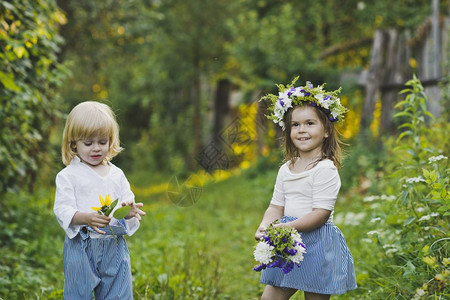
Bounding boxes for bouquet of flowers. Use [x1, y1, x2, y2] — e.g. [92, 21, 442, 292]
[253, 222, 306, 274]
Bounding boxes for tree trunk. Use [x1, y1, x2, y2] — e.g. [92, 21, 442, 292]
[213, 79, 231, 147]
[191, 72, 201, 170]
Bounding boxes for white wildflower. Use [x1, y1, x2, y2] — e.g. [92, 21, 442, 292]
[367, 230, 381, 236]
[385, 248, 398, 255]
[428, 155, 448, 163]
[416, 288, 426, 296]
[341, 212, 366, 226]
[363, 195, 378, 202]
[253, 241, 274, 265]
[419, 215, 431, 221]
[380, 195, 396, 201]
[405, 176, 425, 184]
[419, 212, 440, 221]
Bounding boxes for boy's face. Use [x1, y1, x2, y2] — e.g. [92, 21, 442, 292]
[75, 136, 110, 167]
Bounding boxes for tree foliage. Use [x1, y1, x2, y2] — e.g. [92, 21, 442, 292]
[0, 0, 67, 194]
[2, 0, 444, 193]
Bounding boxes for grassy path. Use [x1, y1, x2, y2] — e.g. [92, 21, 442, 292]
[127, 166, 363, 299]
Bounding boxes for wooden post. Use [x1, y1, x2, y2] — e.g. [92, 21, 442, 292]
[360, 30, 384, 132]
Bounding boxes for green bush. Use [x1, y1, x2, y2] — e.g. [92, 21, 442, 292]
[352, 76, 449, 298]
[0, 0, 68, 194]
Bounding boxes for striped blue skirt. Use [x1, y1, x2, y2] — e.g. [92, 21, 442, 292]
[260, 216, 357, 294]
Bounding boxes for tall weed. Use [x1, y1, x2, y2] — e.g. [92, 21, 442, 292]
[356, 76, 449, 299]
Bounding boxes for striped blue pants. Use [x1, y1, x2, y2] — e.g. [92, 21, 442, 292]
[63, 231, 133, 299]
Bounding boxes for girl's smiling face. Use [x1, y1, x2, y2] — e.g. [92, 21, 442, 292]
[75, 136, 110, 167]
[290, 106, 328, 158]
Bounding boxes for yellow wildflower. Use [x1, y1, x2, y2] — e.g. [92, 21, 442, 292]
[435, 273, 444, 281]
[422, 256, 437, 267]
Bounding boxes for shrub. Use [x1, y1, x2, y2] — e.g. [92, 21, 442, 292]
[357, 76, 449, 298]
[0, 0, 67, 194]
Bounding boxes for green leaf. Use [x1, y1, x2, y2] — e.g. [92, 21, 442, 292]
[113, 206, 131, 219]
[13, 46, 27, 58]
[393, 111, 412, 118]
[396, 131, 412, 142]
[403, 261, 416, 278]
[401, 190, 409, 205]
[398, 123, 413, 129]
[403, 216, 415, 226]
[104, 198, 119, 216]
[398, 88, 412, 95]
[0, 72, 21, 92]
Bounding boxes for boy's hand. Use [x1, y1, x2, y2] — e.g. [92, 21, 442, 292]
[87, 212, 111, 234]
[122, 201, 146, 221]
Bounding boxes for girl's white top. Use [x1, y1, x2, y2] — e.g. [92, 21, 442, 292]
[54, 156, 140, 239]
[270, 159, 340, 222]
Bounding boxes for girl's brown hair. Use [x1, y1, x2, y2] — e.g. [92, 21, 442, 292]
[283, 104, 343, 169]
[61, 101, 123, 166]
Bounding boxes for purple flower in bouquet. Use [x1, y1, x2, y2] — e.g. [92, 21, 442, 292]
[253, 221, 306, 274]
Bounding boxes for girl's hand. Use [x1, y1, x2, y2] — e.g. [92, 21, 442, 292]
[122, 201, 146, 221]
[86, 212, 111, 234]
[255, 225, 267, 241]
[272, 222, 286, 229]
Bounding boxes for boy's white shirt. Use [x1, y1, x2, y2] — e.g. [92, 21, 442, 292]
[54, 156, 140, 239]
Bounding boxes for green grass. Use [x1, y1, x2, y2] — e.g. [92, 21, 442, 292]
[127, 163, 366, 299]
[128, 168, 276, 299]
[0, 163, 371, 299]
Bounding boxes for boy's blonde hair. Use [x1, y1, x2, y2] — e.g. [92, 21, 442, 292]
[61, 101, 123, 166]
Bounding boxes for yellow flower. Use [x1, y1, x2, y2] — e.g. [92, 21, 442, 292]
[435, 273, 444, 281]
[91, 205, 102, 211]
[100, 194, 113, 207]
[443, 257, 450, 266]
[422, 256, 437, 267]
[91, 194, 119, 245]
[91, 194, 113, 212]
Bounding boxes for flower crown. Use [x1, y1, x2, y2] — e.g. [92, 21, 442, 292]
[260, 76, 348, 130]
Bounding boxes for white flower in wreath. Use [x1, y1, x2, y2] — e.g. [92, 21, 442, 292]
[291, 87, 304, 98]
[273, 107, 284, 121]
[331, 109, 340, 119]
[279, 90, 293, 109]
[322, 95, 334, 109]
[315, 93, 325, 103]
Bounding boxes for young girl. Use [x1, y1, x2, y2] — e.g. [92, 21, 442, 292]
[54, 101, 146, 299]
[255, 78, 357, 300]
